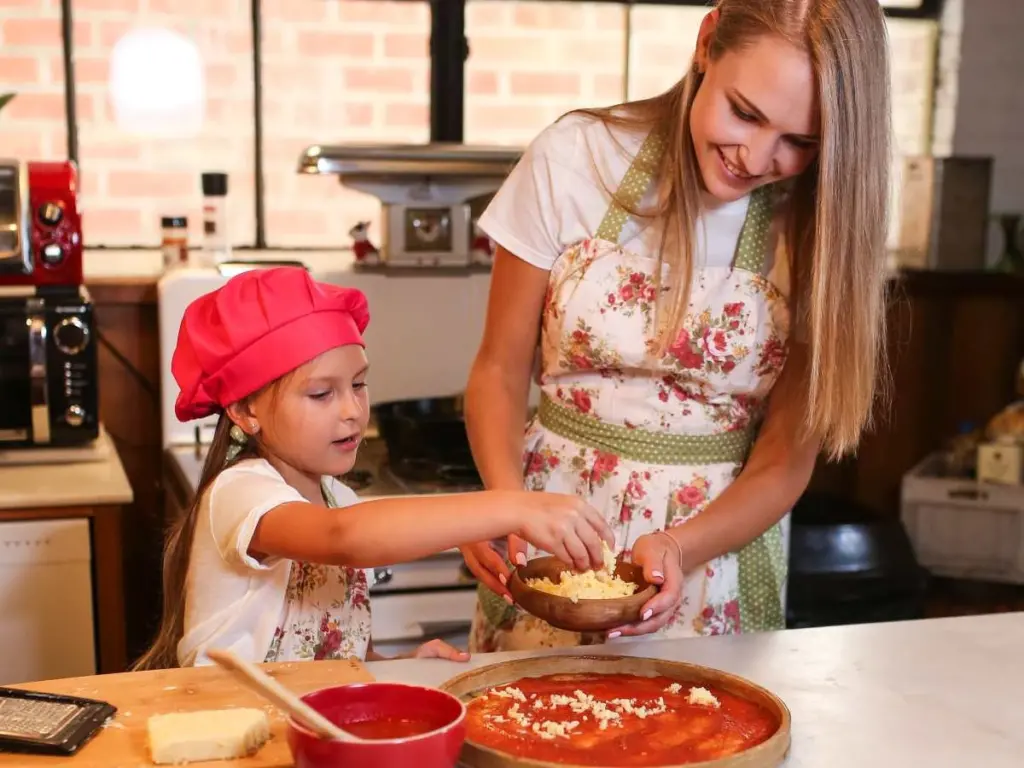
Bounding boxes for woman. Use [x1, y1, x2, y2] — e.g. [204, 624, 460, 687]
[460, 0, 892, 652]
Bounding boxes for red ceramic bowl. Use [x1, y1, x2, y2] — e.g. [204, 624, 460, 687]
[286, 682, 467, 768]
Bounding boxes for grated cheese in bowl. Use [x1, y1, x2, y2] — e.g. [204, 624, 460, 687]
[524, 542, 639, 603]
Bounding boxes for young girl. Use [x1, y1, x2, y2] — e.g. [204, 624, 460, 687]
[135, 266, 611, 669]
[461, 0, 892, 651]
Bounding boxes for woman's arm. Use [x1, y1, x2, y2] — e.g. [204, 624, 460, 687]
[249, 488, 611, 570]
[667, 342, 820, 568]
[464, 246, 550, 492]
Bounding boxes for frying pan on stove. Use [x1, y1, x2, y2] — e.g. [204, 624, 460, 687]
[373, 395, 482, 484]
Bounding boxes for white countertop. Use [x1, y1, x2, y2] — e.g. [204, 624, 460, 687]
[0, 429, 133, 510]
[366, 613, 1024, 767]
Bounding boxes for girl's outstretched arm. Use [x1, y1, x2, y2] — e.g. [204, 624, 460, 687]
[249, 489, 613, 571]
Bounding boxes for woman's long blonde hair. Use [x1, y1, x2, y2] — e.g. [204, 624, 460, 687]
[578, 0, 891, 459]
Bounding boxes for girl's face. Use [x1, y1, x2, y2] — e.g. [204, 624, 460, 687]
[248, 345, 370, 492]
[689, 16, 821, 204]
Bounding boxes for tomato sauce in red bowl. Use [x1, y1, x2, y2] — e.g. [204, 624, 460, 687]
[287, 682, 467, 768]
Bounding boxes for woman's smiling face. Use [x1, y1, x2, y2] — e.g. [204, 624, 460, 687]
[688, 14, 821, 204]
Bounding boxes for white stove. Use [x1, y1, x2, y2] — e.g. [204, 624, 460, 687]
[158, 263, 496, 656]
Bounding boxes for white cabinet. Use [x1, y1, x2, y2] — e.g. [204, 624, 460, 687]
[0, 519, 96, 684]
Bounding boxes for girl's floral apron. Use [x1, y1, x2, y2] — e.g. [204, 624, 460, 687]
[263, 483, 372, 661]
[470, 131, 792, 652]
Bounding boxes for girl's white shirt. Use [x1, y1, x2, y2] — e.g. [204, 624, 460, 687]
[177, 458, 359, 666]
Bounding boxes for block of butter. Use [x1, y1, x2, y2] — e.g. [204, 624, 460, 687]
[147, 708, 270, 765]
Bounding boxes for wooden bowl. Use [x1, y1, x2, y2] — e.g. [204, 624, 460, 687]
[440, 654, 791, 768]
[507, 556, 657, 632]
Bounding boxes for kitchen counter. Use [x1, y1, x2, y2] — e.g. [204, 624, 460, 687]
[0, 427, 134, 673]
[0, 429, 133, 510]
[367, 613, 1024, 767]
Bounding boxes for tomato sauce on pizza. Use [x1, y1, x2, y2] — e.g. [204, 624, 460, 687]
[464, 673, 778, 766]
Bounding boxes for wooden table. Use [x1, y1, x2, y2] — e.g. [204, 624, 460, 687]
[1, 659, 374, 767]
[0, 429, 134, 674]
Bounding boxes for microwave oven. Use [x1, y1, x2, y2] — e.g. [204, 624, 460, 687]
[0, 287, 98, 446]
[0, 160, 83, 288]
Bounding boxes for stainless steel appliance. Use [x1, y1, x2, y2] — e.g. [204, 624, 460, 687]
[895, 155, 993, 271]
[298, 143, 521, 269]
[0, 287, 98, 446]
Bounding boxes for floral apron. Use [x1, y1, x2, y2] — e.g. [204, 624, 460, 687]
[470, 131, 792, 652]
[263, 483, 372, 662]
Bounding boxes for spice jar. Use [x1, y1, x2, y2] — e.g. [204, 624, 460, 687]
[161, 216, 188, 269]
[201, 171, 230, 265]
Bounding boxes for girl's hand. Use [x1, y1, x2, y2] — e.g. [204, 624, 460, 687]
[460, 540, 514, 599]
[606, 531, 684, 638]
[408, 639, 470, 662]
[518, 492, 613, 572]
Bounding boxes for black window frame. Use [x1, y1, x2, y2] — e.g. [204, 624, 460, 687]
[58, 0, 944, 250]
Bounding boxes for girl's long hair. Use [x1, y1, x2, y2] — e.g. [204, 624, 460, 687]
[572, 0, 891, 459]
[133, 412, 259, 670]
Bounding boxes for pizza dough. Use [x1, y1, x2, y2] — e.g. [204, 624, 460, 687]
[465, 672, 777, 766]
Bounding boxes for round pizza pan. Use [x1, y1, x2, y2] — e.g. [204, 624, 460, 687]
[439, 654, 791, 768]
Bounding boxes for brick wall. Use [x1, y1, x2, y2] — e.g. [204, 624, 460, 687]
[0, 0, 67, 160]
[73, 0, 256, 248]
[0, 0, 942, 250]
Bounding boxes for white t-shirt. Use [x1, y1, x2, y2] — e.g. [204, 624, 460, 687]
[478, 112, 787, 288]
[177, 459, 359, 667]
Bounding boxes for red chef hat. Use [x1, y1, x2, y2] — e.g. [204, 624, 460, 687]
[172, 266, 369, 421]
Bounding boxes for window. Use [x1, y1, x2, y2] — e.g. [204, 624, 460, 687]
[33, 0, 943, 249]
[625, 6, 703, 100]
[71, 0, 255, 248]
[464, 1, 628, 146]
[0, 1, 67, 161]
[887, 19, 938, 245]
[260, 0, 430, 248]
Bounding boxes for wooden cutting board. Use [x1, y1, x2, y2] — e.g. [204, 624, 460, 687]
[0, 659, 374, 768]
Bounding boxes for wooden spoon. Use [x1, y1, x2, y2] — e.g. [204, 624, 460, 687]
[205, 648, 366, 743]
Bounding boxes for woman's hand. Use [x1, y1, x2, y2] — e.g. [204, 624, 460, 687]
[408, 639, 470, 662]
[459, 540, 514, 599]
[607, 531, 685, 638]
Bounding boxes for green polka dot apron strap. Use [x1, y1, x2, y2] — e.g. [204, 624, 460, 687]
[732, 183, 786, 633]
[594, 131, 667, 244]
[478, 572, 518, 629]
[732, 184, 776, 274]
[538, 393, 755, 466]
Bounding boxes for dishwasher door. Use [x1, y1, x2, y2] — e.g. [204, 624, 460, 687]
[0, 518, 96, 684]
